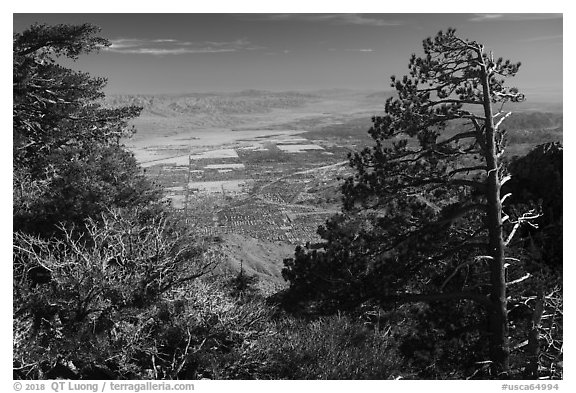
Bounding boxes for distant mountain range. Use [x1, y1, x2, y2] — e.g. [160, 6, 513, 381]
[502, 112, 563, 131]
[105, 90, 320, 117]
[106, 89, 561, 118]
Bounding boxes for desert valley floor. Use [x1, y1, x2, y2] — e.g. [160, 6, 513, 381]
[118, 90, 383, 285]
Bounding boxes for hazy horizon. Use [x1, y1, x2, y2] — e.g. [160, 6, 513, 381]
[13, 13, 562, 103]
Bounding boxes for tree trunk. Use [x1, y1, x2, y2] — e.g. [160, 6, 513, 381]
[480, 62, 511, 376]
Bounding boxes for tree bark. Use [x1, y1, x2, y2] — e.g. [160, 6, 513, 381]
[480, 57, 511, 376]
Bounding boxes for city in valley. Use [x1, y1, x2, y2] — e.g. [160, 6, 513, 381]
[116, 90, 385, 283]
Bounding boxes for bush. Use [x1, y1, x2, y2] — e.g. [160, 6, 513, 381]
[213, 313, 402, 380]
[14, 145, 164, 237]
[13, 209, 220, 379]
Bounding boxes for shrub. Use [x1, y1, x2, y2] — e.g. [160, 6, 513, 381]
[13, 208, 220, 379]
[220, 314, 403, 380]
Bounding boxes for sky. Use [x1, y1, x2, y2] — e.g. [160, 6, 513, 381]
[12, 13, 563, 100]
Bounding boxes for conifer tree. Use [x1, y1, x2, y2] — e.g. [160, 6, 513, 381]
[284, 28, 534, 375]
[13, 23, 161, 236]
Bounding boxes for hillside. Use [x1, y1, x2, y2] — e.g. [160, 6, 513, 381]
[216, 233, 294, 287]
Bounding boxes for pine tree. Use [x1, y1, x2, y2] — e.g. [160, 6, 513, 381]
[284, 28, 535, 376]
[13, 23, 162, 236]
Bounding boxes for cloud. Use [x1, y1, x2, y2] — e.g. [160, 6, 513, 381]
[248, 13, 403, 27]
[109, 47, 237, 55]
[469, 13, 562, 22]
[106, 38, 264, 55]
[151, 39, 178, 43]
[347, 48, 376, 52]
[107, 38, 145, 50]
